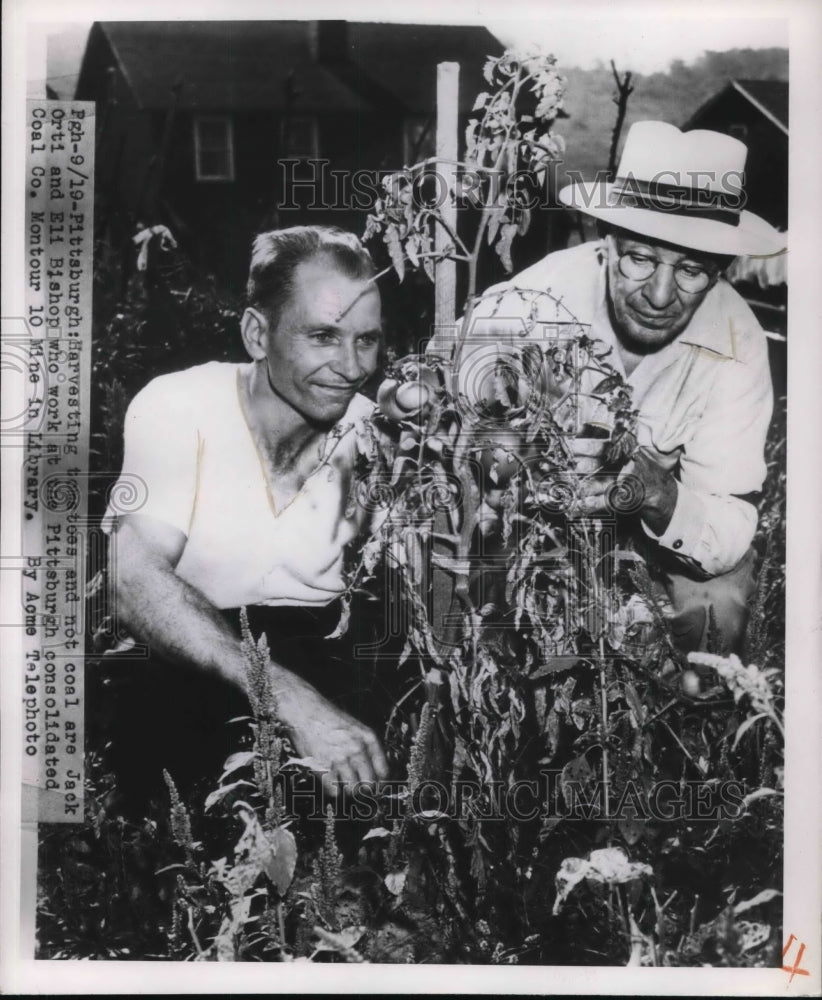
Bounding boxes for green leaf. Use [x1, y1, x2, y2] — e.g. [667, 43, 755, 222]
[494, 222, 517, 273]
[282, 756, 328, 771]
[486, 204, 505, 247]
[741, 787, 780, 810]
[617, 817, 646, 846]
[362, 827, 392, 841]
[313, 924, 366, 954]
[384, 225, 406, 282]
[731, 711, 768, 750]
[223, 859, 261, 897]
[591, 374, 624, 396]
[560, 753, 594, 806]
[262, 825, 298, 895]
[204, 779, 257, 812]
[623, 680, 646, 727]
[384, 868, 407, 896]
[405, 232, 420, 268]
[220, 751, 256, 778]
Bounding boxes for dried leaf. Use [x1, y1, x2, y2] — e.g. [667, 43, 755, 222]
[313, 924, 366, 958]
[553, 847, 653, 914]
[325, 596, 351, 639]
[516, 206, 532, 236]
[737, 920, 772, 954]
[733, 888, 781, 915]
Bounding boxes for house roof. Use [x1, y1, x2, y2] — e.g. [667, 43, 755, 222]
[731, 79, 788, 133]
[684, 78, 788, 135]
[87, 21, 503, 115]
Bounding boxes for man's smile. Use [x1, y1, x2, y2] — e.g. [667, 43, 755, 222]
[312, 382, 360, 393]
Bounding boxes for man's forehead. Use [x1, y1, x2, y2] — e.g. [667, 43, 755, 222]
[292, 258, 379, 321]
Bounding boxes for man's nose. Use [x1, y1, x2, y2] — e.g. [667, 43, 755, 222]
[333, 341, 365, 381]
[641, 262, 678, 309]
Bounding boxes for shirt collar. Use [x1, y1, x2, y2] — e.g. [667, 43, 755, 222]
[675, 280, 740, 360]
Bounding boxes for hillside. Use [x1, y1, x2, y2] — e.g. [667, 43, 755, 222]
[558, 47, 789, 179]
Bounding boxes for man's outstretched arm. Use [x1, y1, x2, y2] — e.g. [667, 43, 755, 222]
[109, 513, 389, 794]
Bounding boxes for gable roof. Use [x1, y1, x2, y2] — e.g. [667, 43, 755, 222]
[731, 79, 788, 133]
[684, 78, 788, 135]
[82, 21, 503, 115]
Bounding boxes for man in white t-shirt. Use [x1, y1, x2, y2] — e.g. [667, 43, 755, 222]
[102, 226, 390, 807]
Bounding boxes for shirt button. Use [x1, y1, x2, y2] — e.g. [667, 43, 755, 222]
[672, 539, 683, 550]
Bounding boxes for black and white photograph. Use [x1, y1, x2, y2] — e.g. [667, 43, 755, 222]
[2, 0, 820, 993]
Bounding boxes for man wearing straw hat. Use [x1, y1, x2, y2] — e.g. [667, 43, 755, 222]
[451, 120, 785, 653]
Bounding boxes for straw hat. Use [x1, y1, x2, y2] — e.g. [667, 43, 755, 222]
[558, 120, 786, 256]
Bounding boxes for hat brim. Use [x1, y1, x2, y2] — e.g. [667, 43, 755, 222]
[558, 181, 786, 257]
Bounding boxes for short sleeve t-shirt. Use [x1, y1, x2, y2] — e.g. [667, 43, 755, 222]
[103, 361, 375, 609]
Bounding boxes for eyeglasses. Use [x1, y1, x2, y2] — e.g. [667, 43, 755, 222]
[616, 250, 717, 294]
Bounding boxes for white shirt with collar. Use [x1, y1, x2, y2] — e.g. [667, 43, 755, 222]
[435, 240, 772, 577]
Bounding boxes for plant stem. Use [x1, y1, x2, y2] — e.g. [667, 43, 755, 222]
[599, 635, 611, 820]
[187, 906, 207, 958]
[277, 901, 286, 950]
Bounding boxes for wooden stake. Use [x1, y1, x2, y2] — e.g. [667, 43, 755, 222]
[435, 62, 459, 339]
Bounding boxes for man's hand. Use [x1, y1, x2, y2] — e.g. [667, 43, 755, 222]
[574, 442, 677, 533]
[572, 435, 617, 515]
[631, 448, 678, 535]
[112, 514, 389, 800]
[274, 669, 389, 798]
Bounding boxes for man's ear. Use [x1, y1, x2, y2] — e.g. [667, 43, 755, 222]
[600, 230, 617, 265]
[240, 308, 269, 361]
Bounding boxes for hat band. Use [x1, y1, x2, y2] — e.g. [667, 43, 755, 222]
[610, 177, 741, 227]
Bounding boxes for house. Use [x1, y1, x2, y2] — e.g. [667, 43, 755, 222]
[684, 79, 788, 359]
[75, 20, 504, 288]
[683, 79, 788, 232]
